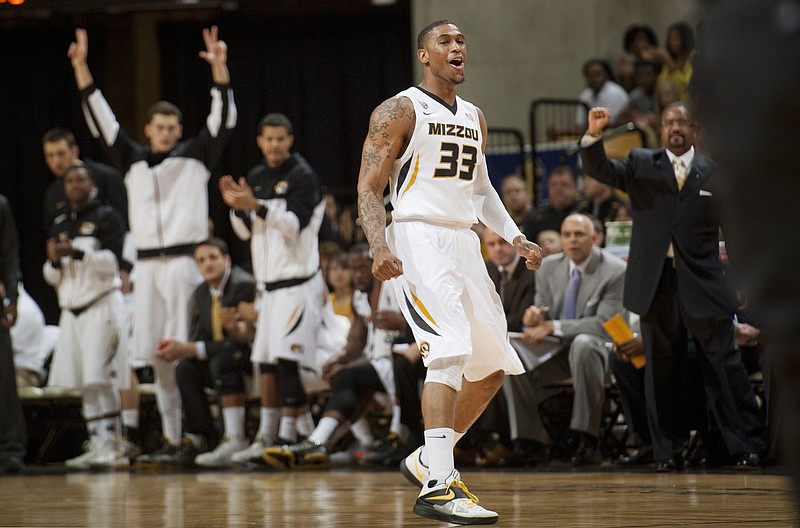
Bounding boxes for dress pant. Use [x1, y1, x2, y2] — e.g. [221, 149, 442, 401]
[0, 326, 26, 461]
[642, 260, 766, 463]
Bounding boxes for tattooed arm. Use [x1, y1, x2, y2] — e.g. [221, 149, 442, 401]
[356, 95, 414, 281]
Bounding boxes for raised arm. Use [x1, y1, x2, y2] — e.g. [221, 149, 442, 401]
[199, 25, 230, 85]
[67, 28, 94, 90]
[356, 96, 414, 281]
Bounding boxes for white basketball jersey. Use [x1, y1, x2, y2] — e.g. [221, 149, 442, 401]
[390, 86, 484, 227]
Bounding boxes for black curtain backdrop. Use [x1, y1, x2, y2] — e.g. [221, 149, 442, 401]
[0, 7, 411, 323]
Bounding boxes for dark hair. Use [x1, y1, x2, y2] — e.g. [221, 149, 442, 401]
[549, 164, 577, 183]
[667, 21, 695, 56]
[348, 242, 371, 259]
[194, 237, 230, 256]
[64, 164, 93, 181]
[582, 58, 615, 81]
[146, 101, 182, 124]
[417, 19, 455, 50]
[42, 127, 77, 146]
[622, 25, 658, 53]
[634, 59, 660, 74]
[258, 113, 293, 135]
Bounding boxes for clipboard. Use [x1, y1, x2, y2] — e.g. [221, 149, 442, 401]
[602, 313, 645, 368]
[508, 332, 562, 371]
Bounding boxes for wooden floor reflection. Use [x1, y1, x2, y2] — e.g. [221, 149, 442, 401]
[0, 467, 795, 527]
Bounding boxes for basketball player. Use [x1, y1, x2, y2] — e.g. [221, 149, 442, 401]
[356, 20, 542, 525]
[220, 113, 326, 463]
[68, 26, 237, 461]
[44, 165, 129, 469]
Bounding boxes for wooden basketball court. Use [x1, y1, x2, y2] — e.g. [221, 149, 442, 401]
[0, 466, 795, 527]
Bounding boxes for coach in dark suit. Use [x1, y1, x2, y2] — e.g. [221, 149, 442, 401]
[156, 238, 256, 465]
[579, 103, 766, 470]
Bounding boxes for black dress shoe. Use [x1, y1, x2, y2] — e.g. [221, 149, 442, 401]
[616, 445, 654, 466]
[0, 453, 24, 475]
[735, 452, 764, 470]
[570, 434, 602, 467]
[654, 456, 684, 473]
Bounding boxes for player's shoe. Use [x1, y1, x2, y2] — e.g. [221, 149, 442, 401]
[400, 445, 428, 488]
[262, 439, 329, 470]
[136, 437, 200, 467]
[360, 433, 411, 467]
[65, 441, 98, 470]
[414, 469, 499, 525]
[90, 438, 130, 470]
[195, 436, 248, 468]
[230, 435, 274, 465]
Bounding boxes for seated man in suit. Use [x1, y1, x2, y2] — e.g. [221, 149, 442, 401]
[153, 238, 256, 467]
[509, 213, 626, 465]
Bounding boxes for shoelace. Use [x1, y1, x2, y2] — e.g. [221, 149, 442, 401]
[449, 480, 480, 504]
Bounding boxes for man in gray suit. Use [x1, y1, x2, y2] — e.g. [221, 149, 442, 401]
[508, 213, 625, 465]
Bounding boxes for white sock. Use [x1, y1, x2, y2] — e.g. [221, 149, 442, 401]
[424, 427, 455, 483]
[161, 409, 183, 446]
[186, 433, 204, 449]
[350, 417, 375, 446]
[257, 407, 281, 439]
[296, 411, 315, 438]
[309, 416, 340, 444]
[222, 406, 246, 441]
[121, 409, 139, 429]
[278, 416, 297, 442]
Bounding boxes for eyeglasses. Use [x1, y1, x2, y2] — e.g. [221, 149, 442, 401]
[661, 119, 693, 128]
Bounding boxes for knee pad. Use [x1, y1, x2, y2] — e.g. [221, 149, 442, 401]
[277, 359, 307, 407]
[424, 355, 469, 391]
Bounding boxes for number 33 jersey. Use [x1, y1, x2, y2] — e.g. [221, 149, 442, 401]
[390, 86, 484, 227]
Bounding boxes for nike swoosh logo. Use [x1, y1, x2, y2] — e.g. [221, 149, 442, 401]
[422, 111, 433, 115]
[427, 435, 446, 439]
[427, 489, 455, 501]
[414, 458, 425, 480]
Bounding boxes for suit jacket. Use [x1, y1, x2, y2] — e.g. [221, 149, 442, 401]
[191, 265, 256, 358]
[485, 257, 536, 332]
[580, 140, 735, 318]
[535, 245, 626, 340]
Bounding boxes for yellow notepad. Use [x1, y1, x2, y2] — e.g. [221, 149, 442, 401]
[602, 313, 645, 369]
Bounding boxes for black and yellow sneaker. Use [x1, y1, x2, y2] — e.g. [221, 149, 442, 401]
[414, 469, 499, 525]
[262, 439, 329, 470]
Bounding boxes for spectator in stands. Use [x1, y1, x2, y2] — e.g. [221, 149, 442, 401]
[522, 165, 585, 241]
[44, 165, 129, 470]
[537, 229, 562, 257]
[153, 238, 256, 467]
[221, 112, 326, 464]
[512, 214, 626, 466]
[617, 25, 660, 92]
[8, 283, 59, 388]
[575, 59, 630, 129]
[615, 60, 660, 128]
[326, 251, 354, 319]
[582, 174, 626, 225]
[499, 173, 534, 230]
[654, 22, 695, 103]
[0, 194, 25, 475]
[319, 239, 345, 288]
[580, 103, 767, 471]
[262, 244, 422, 469]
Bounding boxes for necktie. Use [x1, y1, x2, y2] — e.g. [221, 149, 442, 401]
[561, 267, 582, 320]
[673, 158, 687, 191]
[211, 293, 224, 342]
[498, 267, 509, 303]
